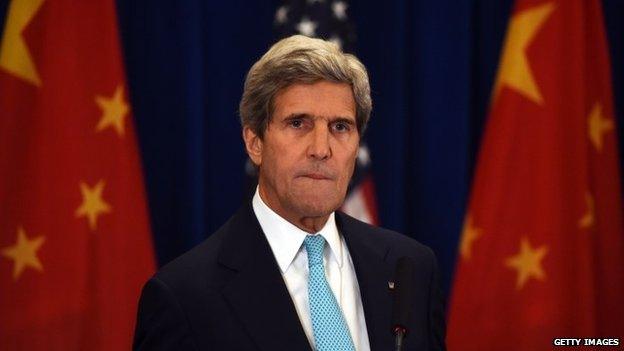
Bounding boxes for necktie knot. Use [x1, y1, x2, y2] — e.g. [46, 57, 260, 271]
[304, 235, 325, 266]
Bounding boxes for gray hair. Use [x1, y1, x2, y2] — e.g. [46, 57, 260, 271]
[239, 35, 372, 138]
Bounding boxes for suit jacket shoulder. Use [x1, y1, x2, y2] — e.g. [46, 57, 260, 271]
[335, 211, 446, 351]
[134, 204, 312, 351]
[337, 210, 437, 262]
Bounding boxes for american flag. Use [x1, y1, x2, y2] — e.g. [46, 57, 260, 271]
[245, 0, 379, 225]
[274, 0, 356, 54]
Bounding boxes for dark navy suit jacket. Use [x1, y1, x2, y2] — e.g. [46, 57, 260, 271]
[133, 203, 446, 350]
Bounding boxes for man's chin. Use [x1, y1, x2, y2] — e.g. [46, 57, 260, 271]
[290, 195, 343, 218]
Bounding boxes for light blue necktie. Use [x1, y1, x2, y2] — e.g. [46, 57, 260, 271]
[304, 235, 356, 351]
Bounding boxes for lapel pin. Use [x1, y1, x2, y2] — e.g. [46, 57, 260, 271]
[388, 281, 395, 290]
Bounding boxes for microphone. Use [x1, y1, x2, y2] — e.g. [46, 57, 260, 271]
[391, 257, 415, 351]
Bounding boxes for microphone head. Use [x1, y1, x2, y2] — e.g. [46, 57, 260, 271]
[391, 256, 416, 335]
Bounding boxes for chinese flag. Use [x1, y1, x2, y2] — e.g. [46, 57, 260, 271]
[0, 0, 155, 349]
[448, 1, 624, 349]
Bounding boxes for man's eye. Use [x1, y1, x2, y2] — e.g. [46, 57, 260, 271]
[289, 119, 303, 128]
[333, 122, 351, 132]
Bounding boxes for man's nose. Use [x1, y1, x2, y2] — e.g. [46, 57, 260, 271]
[307, 125, 331, 160]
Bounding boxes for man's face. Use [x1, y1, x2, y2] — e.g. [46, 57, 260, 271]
[244, 80, 360, 223]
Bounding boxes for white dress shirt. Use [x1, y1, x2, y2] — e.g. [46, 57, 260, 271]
[252, 188, 371, 351]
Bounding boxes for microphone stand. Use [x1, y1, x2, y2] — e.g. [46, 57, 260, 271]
[393, 326, 407, 351]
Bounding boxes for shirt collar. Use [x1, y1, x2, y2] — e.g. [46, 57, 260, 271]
[252, 186, 343, 273]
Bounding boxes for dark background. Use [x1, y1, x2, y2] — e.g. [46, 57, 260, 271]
[2, 0, 623, 296]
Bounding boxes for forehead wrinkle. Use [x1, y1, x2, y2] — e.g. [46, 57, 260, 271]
[282, 113, 355, 122]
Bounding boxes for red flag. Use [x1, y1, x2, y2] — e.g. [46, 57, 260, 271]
[0, 0, 155, 349]
[448, 1, 624, 349]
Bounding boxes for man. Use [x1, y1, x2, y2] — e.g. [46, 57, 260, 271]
[134, 35, 446, 351]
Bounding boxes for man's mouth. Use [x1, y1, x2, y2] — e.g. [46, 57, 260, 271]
[301, 173, 331, 180]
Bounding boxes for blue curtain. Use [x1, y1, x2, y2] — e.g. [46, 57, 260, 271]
[115, 0, 624, 294]
[3, 0, 622, 295]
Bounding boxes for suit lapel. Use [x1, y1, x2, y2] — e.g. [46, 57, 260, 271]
[218, 204, 312, 351]
[337, 212, 395, 351]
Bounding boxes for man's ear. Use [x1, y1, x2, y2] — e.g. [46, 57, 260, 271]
[243, 127, 263, 166]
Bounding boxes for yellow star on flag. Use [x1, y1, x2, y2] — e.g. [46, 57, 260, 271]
[75, 180, 112, 230]
[460, 215, 482, 260]
[588, 102, 613, 152]
[492, 2, 555, 105]
[2, 227, 45, 280]
[95, 85, 129, 137]
[505, 237, 548, 289]
[578, 192, 594, 229]
[0, 0, 44, 86]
